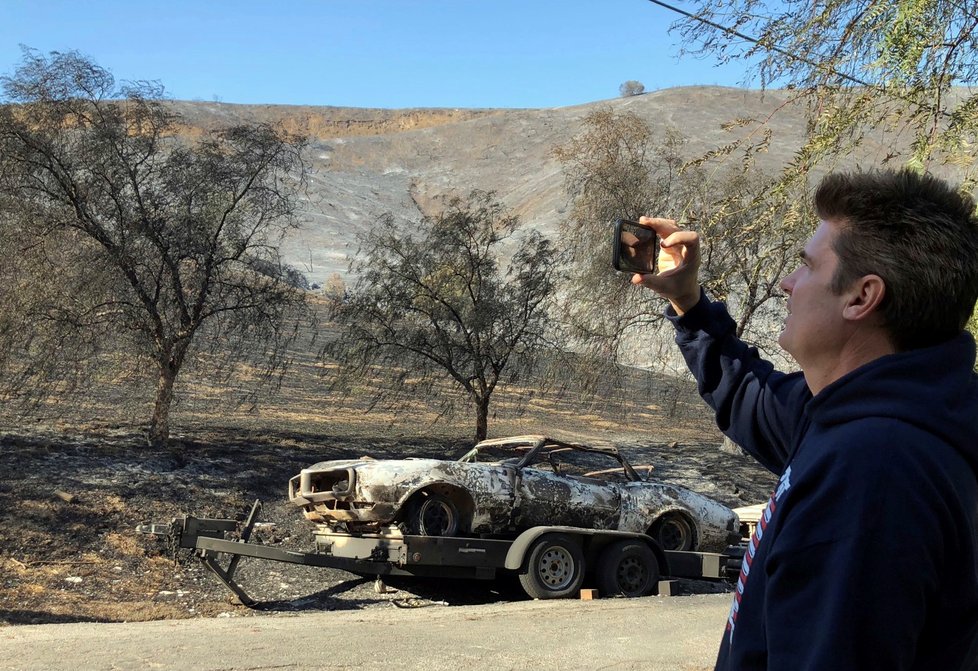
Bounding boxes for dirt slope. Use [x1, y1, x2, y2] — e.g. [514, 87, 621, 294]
[164, 88, 818, 287]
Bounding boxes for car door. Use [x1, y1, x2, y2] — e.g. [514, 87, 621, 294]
[451, 461, 519, 534]
[513, 447, 622, 530]
[512, 463, 570, 528]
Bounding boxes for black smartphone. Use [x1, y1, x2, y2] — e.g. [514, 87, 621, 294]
[612, 219, 658, 274]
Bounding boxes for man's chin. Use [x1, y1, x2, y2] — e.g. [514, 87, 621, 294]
[777, 329, 790, 353]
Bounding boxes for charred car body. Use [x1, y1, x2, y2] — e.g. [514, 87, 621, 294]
[289, 435, 739, 552]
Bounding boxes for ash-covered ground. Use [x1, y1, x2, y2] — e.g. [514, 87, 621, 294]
[0, 426, 776, 625]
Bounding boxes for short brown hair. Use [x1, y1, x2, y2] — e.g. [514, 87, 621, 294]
[814, 169, 978, 350]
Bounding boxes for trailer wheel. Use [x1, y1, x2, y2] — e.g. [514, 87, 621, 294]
[595, 540, 660, 597]
[650, 512, 695, 551]
[518, 533, 585, 599]
[409, 493, 459, 537]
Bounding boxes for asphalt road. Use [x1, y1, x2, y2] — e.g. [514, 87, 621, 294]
[2, 594, 730, 671]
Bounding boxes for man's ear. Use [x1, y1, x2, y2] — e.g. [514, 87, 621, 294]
[843, 274, 886, 322]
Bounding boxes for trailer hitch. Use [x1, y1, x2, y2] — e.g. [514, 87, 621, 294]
[138, 499, 264, 606]
[137, 499, 400, 607]
[198, 498, 263, 606]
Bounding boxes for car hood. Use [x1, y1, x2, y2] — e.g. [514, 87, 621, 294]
[301, 457, 447, 472]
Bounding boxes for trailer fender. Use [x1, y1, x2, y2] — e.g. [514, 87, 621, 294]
[503, 526, 668, 575]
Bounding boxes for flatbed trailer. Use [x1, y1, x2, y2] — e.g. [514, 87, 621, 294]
[138, 500, 741, 606]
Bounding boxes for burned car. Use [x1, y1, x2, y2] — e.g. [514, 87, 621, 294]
[289, 435, 739, 552]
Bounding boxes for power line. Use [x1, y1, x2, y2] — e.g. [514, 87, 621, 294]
[645, 0, 875, 88]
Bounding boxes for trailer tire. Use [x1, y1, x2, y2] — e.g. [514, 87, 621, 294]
[595, 540, 660, 597]
[409, 493, 460, 537]
[518, 533, 585, 599]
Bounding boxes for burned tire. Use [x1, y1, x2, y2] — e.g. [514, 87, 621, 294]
[595, 540, 660, 598]
[650, 512, 695, 551]
[518, 533, 585, 599]
[409, 493, 459, 537]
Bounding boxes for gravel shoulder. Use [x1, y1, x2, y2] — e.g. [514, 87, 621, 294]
[0, 594, 733, 671]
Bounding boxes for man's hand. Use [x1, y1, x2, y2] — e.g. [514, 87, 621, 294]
[630, 217, 702, 315]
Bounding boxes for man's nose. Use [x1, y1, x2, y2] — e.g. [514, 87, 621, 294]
[780, 270, 797, 294]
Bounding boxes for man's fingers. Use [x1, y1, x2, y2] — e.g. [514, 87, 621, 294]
[635, 218, 699, 258]
[661, 229, 699, 249]
[638, 216, 679, 237]
[632, 271, 674, 292]
[621, 231, 640, 245]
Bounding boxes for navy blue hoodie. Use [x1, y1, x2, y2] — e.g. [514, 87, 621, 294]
[670, 294, 978, 671]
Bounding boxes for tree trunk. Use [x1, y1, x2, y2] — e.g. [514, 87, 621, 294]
[474, 395, 490, 442]
[149, 362, 177, 449]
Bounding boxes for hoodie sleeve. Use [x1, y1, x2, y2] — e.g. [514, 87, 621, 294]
[668, 291, 811, 474]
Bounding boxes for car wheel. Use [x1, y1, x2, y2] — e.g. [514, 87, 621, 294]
[410, 493, 460, 537]
[595, 540, 660, 597]
[518, 533, 585, 599]
[651, 512, 695, 551]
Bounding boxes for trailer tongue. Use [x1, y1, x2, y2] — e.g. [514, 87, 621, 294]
[139, 499, 740, 606]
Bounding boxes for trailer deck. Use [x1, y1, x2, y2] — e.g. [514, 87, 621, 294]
[139, 499, 741, 606]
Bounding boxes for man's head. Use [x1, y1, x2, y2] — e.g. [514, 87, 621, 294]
[813, 169, 978, 352]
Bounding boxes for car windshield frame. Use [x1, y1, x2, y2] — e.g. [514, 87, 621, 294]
[458, 436, 643, 483]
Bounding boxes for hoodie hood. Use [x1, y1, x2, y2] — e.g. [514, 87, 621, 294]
[809, 331, 978, 471]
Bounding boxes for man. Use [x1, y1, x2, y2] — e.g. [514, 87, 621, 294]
[632, 169, 978, 670]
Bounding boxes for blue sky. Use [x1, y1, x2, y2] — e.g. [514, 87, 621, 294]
[0, 0, 756, 109]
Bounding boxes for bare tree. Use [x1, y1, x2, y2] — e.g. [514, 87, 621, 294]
[553, 108, 810, 365]
[0, 49, 309, 447]
[552, 109, 679, 363]
[695, 170, 812, 347]
[619, 80, 646, 97]
[323, 191, 562, 442]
